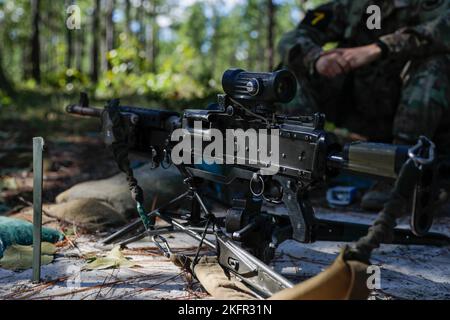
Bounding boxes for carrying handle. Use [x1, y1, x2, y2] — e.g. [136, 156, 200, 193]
[408, 136, 435, 167]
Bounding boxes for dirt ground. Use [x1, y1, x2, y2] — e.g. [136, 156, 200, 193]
[0, 210, 449, 300]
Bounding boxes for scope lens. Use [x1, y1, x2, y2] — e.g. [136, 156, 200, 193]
[275, 72, 296, 102]
[221, 68, 297, 103]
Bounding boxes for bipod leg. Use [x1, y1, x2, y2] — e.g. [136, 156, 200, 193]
[118, 226, 182, 247]
[155, 210, 216, 249]
[102, 191, 191, 244]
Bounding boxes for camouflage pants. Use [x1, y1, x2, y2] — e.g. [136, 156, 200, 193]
[283, 54, 450, 155]
[393, 55, 450, 155]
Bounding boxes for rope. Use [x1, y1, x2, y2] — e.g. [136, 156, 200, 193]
[104, 99, 152, 230]
[346, 159, 420, 263]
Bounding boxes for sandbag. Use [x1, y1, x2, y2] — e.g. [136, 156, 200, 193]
[192, 256, 258, 300]
[269, 251, 370, 300]
[45, 198, 126, 231]
[0, 216, 63, 258]
[56, 165, 184, 217]
[0, 242, 56, 270]
[184, 252, 369, 300]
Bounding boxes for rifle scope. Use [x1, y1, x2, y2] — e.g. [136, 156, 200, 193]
[222, 69, 297, 104]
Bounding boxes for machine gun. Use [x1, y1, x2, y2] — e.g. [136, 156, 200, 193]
[66, 69, 449, 298]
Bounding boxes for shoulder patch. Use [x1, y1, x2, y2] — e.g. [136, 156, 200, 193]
[300, 8, 333, 31]
[421, 0, 444, 11]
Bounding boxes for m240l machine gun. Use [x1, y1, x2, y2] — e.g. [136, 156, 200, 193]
[66, 69, 449, 298]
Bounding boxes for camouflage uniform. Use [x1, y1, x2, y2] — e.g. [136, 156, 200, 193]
[278, 0, 450, 154]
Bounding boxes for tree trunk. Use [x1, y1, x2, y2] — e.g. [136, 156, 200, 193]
[209, 7, 221, 79]
[0, 47, 14, 96]
[91, 0, 100, 82]
[138, 4, 145, 46]
[76, 27, 85, 72]
[22, 47, 28, 80]
[105, 0, 115, 70]
[66, 0, 74, 69]
[146, 1, 159, 73]
[125, 0, 131, 35]
[267, 0, 276, 71]
[30, 0, 41, 83]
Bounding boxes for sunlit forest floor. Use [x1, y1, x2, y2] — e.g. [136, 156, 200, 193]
[1, 211, 449, 300]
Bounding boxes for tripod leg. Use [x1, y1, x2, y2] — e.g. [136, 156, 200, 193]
[193, 191, 214, 218]
[314, 219, 450, 246]
[118, 227, 182, 247]
[102, 191, 191, 244]
[190, 197, 201, 225]
[156, 211, 216, 249]
[118, 224, 216, 248]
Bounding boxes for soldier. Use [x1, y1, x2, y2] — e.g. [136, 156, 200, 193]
[278, 0, 450, 210]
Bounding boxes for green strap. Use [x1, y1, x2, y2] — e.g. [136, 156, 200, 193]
[136, 202, 152, 230]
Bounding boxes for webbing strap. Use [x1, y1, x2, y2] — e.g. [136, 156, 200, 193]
[104, 99, 151, 230]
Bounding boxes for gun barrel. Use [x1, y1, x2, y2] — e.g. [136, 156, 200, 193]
[327, 142, 409, 179]
[66, 104, 103, 118]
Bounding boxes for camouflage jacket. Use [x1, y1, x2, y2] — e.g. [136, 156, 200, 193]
[278, 0, 450, 75]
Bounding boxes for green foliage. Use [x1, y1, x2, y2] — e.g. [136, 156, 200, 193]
[95, 35, 207, 100]
[42, 68, 89, 91]
[0, 92, 12, 108]
[0, 0, 310, 106]
[180, 2, 208, 55]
